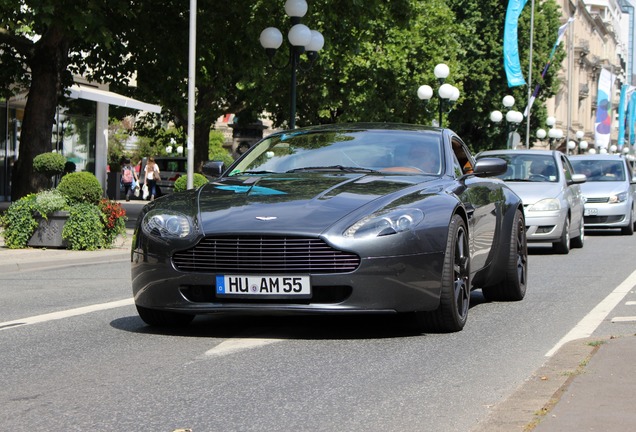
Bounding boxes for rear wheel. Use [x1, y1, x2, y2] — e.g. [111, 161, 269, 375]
[409, 214, 470, 333]
[482, 209, 527, 301]
[136, 305, 195, 327]
[552, 217, 570, 254]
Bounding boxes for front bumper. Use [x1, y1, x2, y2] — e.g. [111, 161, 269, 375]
[131, 249, 446, 315]
[523, 209, 566, 242]
[582, 201, 631, 228]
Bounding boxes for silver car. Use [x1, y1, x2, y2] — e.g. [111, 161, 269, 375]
[569, 154, 636, 235]
[478, 149, 586, 254]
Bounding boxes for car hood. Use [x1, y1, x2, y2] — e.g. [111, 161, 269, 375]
[196, 173, 433, 235]
[579, 181, 627, 198]
[502, 181, 563, 205]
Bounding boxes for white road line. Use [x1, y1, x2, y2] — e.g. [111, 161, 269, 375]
[545, 269, 636, 357]
[205, 338, 282, 357]
[626, 301, 636, 306]
[611, 316, 636, 323]
[0, 298, 134, 331]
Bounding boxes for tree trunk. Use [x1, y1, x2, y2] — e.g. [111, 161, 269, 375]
[11, 26, 70, 201]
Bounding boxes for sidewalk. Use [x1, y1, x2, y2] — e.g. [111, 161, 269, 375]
[1, 200, 635, 430]
[473, 334, 636, 431]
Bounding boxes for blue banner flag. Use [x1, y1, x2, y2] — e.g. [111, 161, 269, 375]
[503, 0, 529, 87]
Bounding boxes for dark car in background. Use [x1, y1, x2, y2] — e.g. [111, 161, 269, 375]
[132, 123, 528, 333]
[570, 154, 636, 235]
[140, 156, 187, 197]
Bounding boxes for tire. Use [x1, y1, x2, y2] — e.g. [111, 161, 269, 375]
[482, 209, 528, 301]
[621, 210, 634, 235]
[136, 305, 195, 327]
[552, 216, 570, 254]
[409, 214, 470, 333]
[570, 215, 585, 248]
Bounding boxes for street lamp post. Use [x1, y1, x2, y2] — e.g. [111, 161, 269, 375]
[417, 63, 460, 127]
[489, 95, 523, 149]
[260, 0, 324, 129]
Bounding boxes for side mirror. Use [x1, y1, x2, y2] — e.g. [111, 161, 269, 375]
[472, 157, 507, 177]
[202, 160, 225, 177]
[570, 173, 587, 184]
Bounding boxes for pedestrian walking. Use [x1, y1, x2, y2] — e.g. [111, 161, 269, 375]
[120, 158, 139, 202]
[144, 157, 161, 201]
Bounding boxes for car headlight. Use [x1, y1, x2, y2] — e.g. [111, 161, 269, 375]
[344, 208, 424, 238]
[609, 192, 627, 203]
[527, 198, 560, 212]
[142, 210, 193, 239]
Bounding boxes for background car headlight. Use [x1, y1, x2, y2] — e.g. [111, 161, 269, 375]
[142, 210, 193, 238]
[608, 192, 627, 204]
[527, 198, 560, 212]
[344, 208, 424, 238]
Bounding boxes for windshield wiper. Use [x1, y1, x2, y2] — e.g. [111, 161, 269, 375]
[286, 165, 379, 173]
[504, 178, 534, 182]
[239, 170, 277, 175]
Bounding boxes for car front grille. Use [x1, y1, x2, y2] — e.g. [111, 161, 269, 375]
[584, 215, 624, 224]
[172, 236, 361, 273]
[585, 197, 609, 204]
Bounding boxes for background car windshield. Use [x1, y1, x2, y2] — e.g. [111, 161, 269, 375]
[570, 159, 625, 182]
[228, 130, 443, 175]
[491, 154, 558, 183]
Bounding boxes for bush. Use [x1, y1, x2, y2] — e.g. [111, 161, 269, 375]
[62, 203, 105, 250]
[33, 152, 67, 177]
[174, 173, 209, 192]
[57, 172, 103, 204]
[34, 189, 68, 217]
[0, 194, 38, 249]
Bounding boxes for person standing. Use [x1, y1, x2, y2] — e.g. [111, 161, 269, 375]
[120, 158, 139, 202]
[144, 157, 161, 201]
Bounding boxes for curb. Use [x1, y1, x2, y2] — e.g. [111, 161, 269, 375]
[471, 336, 603, 432]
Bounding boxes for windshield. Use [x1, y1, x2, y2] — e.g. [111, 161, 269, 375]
[570, 159, 625, 182]
[226, 129, 444, 176]
[483, 153, 559, 183]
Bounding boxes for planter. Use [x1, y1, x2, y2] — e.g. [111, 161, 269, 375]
[28, 211, 69, 248]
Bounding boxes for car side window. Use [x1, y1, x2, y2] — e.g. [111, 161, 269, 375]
[451, 138, 474, 176]
[561, 156, 574, 182]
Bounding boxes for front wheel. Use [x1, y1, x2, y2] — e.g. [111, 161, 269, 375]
[621, 209, 634, 235]
[136, 305, 195, 327]
[482, 209, 528, 301]
[571, 215, 585, 248]
[553, 217, 570, 254]
[409, 214, 470, 333]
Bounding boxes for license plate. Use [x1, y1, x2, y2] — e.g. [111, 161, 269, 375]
[216, 275, 311, 297]
[584, 208, 598, 216]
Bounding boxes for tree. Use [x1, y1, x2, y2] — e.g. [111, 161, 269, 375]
[0, 0, 140, 200]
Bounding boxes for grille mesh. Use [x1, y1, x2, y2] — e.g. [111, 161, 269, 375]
[585, 197, 609, 204]
[172, 236, 360, 273]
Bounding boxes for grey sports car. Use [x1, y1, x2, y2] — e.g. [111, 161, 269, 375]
[131, 123, 528, 333]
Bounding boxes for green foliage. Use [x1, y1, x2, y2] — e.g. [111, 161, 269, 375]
[208, 130, 234, 167]
[0, 194, 38, 249]
[34, 189, 68, 217]
[62, 203, 105, 251]
[174, 173, 209, 192]
[56, 172, 103, 205]
[33, 152, 67, 177]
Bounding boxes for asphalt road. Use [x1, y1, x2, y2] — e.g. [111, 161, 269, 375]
[1, 230, 636, 431]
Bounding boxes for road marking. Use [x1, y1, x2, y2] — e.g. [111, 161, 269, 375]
[205, 338, 282, 357]
[0, 298, 134, 331]
[545, 269, 636, 357]
[611, 316, 636, 323]
[626, 301, 636, 306]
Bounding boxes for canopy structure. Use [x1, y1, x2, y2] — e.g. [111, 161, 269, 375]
[67, 84, 161, 113]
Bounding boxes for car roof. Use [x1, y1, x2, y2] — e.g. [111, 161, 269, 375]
[568, 154, 625, 160]
[269, 122, 445, 135]
[479, 149, 558, 156]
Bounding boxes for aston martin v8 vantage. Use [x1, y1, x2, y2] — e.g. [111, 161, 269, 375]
[131, 123, 527, 333]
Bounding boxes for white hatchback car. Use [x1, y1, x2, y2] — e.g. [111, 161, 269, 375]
[478, 149, 586, 254]
[569, 154, 636, 235]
